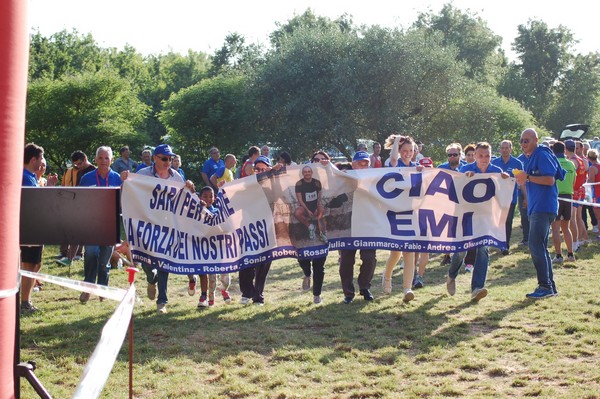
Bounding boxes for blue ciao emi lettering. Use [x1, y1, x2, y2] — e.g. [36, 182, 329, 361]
[376, 170, 495, 238]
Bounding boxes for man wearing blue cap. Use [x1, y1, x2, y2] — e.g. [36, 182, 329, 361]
[122, 143, 196, 313]
[338, 151, 377, 304]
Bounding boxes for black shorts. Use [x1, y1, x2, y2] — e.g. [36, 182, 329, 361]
[556, 194, 572, 221]
[20, 245, 43, 263]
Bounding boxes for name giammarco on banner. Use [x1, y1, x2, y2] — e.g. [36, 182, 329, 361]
[121, 165, 514, 274]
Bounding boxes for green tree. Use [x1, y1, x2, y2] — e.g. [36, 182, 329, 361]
[426, 83, 536, 163]
[511, 20, 575, 123]
[354, 27, 470, 143]
[26, 71, 149, 173]
[255, 22, 364, 160]
[546, 53, 600, 135]
[269, 8, 355, 51]
[29, 29, 110, 80]
[159, 75, 256, 183]
[209, 33, 264, 77]
[140, 51, 211, 143]
[413, 4, 505, 84]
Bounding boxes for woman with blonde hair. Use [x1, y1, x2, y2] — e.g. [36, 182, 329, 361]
[382, 134, 423, 303]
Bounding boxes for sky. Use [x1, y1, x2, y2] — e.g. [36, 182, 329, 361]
[28, 0, 599, 60]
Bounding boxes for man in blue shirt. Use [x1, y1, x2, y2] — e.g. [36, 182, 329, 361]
[79, 146, 122, 303]
[447, 142, 508, 303]
[515, 128, 565, 299]
[491, 140, 523, 255]
[20, 143, 45, 313]
[437, 143, 462, 171]
[201, 147, 225, 190]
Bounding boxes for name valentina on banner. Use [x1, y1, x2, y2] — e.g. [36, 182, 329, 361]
[121, 166, 514, 274]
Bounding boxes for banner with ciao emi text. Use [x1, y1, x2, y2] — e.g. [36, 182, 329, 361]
[120, 164, 514, 275]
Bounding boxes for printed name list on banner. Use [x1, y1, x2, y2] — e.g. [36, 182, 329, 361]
[121, 165, 514, 274]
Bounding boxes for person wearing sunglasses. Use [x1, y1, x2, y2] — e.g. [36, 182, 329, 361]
[122, 143, 196, 313]
[438, 143, 462, 172]
[515, 128, 566, 299]
[435, 143, 464, 266]
[491, 140, 524, 255]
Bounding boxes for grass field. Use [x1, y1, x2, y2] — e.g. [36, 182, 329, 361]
[18, 226, 600, 398]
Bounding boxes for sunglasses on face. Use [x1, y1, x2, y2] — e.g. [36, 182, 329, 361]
[447, 153, 459, 157]
[159, 156, 173, 162]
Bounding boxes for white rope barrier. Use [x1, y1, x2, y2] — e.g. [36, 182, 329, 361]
[557, 197, 600, 208]
[72, 284, 136, 399]
[0, 274, 19, 299]
[19, 270, 127, 302]
[18, 270, 136, 398]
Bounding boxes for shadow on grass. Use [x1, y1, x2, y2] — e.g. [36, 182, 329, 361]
[23, 254, 540, 370]
[23, 232, 597, 373]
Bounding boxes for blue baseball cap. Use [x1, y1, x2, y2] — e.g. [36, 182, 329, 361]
[254, 155, 271, 167]
[352, 151, 370, 162]
[154, 144, 176, 157]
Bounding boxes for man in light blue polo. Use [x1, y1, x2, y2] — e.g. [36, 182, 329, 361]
[515, 128, 565, 299]
[111, 145, 138, 173]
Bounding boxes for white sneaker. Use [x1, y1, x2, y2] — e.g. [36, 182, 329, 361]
[402, 288, 415, 303]
[592, 225, 599, 233]
[313, 295, 323, 305]
[381, 274, 392, 294]
[552, 256, 564, 264]
[240, 297, 251, 305]
[157, 303, 167, 314]
[465, 264, 474, 273]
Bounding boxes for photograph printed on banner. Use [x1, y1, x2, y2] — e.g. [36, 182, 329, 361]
[255, 163, 356, 250]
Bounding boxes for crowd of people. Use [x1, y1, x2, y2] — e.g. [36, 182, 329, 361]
[20, 129, 600, 314]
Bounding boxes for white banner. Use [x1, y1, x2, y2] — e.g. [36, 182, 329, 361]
[121, 165, 514, 274]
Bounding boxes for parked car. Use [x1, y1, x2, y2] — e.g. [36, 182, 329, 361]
[559, 123, 589, 140]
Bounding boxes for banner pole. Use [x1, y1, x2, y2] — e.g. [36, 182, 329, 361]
[126, 267, 139, 399]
